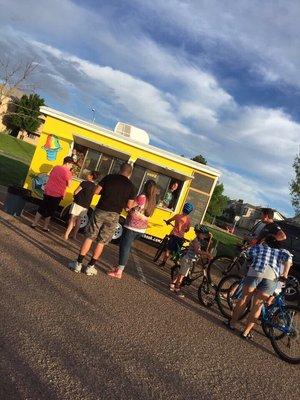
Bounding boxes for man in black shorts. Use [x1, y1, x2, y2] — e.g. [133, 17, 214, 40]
[69, 163, 135, 276]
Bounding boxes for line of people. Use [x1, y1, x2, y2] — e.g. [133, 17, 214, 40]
[30, 158, 198, 281]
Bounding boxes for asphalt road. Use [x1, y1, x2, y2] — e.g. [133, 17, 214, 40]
[0, 207, 299, 400]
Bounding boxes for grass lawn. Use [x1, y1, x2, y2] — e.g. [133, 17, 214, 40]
[0, 134, 36, 187]
[0, 133, 35, 164]
[207, 225, 241, 258]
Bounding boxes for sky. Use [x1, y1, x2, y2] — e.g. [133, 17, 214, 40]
[0, 0, 299, 216]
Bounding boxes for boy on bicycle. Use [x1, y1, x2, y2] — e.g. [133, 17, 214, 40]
[158, 202, 194, 267]
[170, 224, 212, 298]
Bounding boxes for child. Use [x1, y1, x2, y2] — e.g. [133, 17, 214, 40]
[158, 202, 194, 267]
[170, 224, 212, 297]
[64, 170, 99, 240]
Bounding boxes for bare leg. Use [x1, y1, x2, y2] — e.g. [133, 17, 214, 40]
[64, 215, 76, 240]
[161, 250, 170, 264]
[79, 238, 93, 256]
[243, 292, 269, 336]
[32, 212, 42, 227]
[230, 285, 255, 326]
[92, 242, 104, 260]
[73, 216, 82, 239]
[43, 217, 51, 230]
[174, 274, 184, 286]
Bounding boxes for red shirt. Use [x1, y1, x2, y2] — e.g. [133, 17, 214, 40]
[44, 165, 72, 198]
[172, 214, 191, 238]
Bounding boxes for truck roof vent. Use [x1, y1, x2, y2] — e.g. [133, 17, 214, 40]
[114, 122, 150, 145]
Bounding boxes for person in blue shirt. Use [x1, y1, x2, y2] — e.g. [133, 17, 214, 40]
[225, 236, 293, 339]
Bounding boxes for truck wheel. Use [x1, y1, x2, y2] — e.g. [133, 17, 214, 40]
[111, 217, 125, 245]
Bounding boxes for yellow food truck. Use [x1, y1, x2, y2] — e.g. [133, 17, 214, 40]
[24, 106, 220, 243]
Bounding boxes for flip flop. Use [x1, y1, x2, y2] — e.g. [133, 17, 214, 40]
[240, 332, 254, 341]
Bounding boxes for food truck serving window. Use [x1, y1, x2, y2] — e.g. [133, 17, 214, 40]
[131, 162, 184, 211]
[72, 141, 127, 181]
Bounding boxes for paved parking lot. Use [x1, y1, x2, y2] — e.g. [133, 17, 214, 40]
[0, 206, 299, 400]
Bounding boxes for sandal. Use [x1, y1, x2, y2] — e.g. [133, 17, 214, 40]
[240, 332, 254, 341]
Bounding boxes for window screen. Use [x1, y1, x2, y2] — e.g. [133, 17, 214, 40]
[191, 173, 214, 194]
[185, 189, 210, 225]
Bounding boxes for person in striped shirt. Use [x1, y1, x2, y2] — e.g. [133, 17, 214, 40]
[225, 236, 293, 339]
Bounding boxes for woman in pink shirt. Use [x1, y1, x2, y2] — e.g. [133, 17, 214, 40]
[31, 156, 73, 232]
[108, 180, 158, 279]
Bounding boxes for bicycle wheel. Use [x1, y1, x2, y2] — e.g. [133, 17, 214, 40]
[198, 277, 215, 308]
[269, 305, 300, 364]
[153, 236, 168, 262]
[216, 275, 250, 320]
[207, 256, 235, 285]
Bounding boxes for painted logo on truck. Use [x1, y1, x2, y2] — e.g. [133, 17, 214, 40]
[42, 134, 61, 161]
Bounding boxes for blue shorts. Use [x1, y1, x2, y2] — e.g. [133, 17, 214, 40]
[244, 276, 277, 296]
[167, 235, 184, 252]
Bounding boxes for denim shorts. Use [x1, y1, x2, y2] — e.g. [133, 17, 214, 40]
[244, 276, 277, 296]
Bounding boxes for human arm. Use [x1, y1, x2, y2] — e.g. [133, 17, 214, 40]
[74, 184, 82, 196]
[94, 185, 103, 195]
[279, 251, 293, 280]
[165, 215, 176, 225]
[275, 229, 286, 242]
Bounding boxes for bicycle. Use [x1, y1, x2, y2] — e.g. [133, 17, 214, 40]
[216, 275, 300, 364]
[206, 244, 248, 285]
[153, 220, 189, 263]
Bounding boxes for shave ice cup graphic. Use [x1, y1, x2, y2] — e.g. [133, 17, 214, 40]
[43, 134, 61, 161]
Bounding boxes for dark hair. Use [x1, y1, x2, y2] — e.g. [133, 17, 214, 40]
[90, 171, 100, 181]
[63, 156, 74, 164]
[120, 162, 133, 175]
[261, 208, 274, 219]
[143, 180, 158, 217]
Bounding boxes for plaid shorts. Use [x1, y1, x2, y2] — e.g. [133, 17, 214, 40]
[85, 209, 119, 244]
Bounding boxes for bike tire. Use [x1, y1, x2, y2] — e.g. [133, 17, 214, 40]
[216, 275, 250, 320]
[206, 256, 235, 285]
[269, 305, 300, 364]
[153, 236, 168, 262]
[198, 277, 215, 308]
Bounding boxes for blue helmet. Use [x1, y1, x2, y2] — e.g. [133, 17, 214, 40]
[183, 202, 194, 214]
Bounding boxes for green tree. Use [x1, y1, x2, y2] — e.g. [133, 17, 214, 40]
[290, 155, 300, 214]
[8, 93, 45, 136]
[206, 183, 229, 218]
[192, 154, 207, 165]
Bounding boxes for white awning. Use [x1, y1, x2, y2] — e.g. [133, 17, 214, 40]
[73, 134, 131, 161]
[135, 157, 194, 181]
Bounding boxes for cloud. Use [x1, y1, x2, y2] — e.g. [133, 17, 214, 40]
[0, 0, 298, 216]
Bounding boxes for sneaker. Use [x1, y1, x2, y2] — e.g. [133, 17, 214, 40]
[107, 269, 123, 279]
[84, 265, 98, 276]
[169, 283, 175, 291]
[68, 260, 82, 273]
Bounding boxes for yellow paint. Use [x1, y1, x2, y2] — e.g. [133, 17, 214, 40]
[24, 108, 220, 241]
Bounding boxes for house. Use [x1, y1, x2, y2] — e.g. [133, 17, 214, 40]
[222, 199, 285, 230]
[0, 85, 23, 132]
[0, 85, 43, 145]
